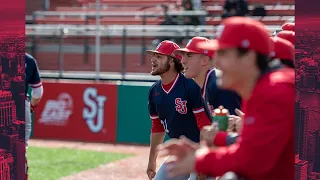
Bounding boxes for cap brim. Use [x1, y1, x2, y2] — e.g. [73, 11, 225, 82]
[174, 48, 201, 55]
[145, 50, 167, 56]
[197, 40, 235, 51]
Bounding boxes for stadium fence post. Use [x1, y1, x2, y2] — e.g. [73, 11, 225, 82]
[58, 28, 65, 79]
[121, 28, 127, 80]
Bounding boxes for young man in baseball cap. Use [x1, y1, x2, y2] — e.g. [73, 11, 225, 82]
[175, 36, 241, 116]
[158, 17, 294, 180]
[281, 22, 294, 32]
[207, 36, 295, 149]
[271, 36, 295, 68]
[276, 30, 295, 45]
[146, 40, 212, 180]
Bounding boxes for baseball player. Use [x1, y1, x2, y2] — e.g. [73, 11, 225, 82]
[275, 30, 295, 45]
[175, 36, 241, 115]
[25, 53, 43, 178]
[199, 36, 295, 148]
[271, 36, 295, 68]
[281, 22, 294, 32]
[158, 17, 294, 180]
[25, 53, 43, 148]
[146, 40, 212, 180]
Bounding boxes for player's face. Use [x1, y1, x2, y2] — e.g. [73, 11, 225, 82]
[150, 53, 171, 76]
[214, 48, 246, 90]
[180, 52, 203, 78]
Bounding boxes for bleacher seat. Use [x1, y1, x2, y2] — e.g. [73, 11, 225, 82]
[202, 0, 294, 6]
[35, 15, 293, 26]
[29, 0, 295, 74]
[77, 0, 175, 6]
[54, 5, 293, 16]
[206, 5, 294, 16]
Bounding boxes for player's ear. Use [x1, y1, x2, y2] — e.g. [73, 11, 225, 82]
[169, 57, 175, 66]
[201, 55, 210, 66]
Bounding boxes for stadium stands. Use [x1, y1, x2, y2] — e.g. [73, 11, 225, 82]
[26, 0, 294, 76]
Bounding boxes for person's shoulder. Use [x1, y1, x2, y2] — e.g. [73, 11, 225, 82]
[181, 74, 199, 89]
[256, 68, 294, 99]
[206, 69, 223, 92]
[149, 80, 161, 93]
[25, 53, 37, 64]
[269, 68, 294, 85]
[262, 68, 294, 87]
[25, 53, 35, 60]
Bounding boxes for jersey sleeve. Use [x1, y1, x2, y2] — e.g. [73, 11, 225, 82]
[148, 86, 164, 133]
[28, 55, 42, 88]
[213, 132, 239, 146]
[148, 86, 158, 118]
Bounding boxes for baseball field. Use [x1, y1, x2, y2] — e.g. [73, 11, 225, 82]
[28, 139, 165, 180]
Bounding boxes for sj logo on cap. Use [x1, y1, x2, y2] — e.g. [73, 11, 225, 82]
[156, 42, 162, 50]
[186, 39, 192, 47]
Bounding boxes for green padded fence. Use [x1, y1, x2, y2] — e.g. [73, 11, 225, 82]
[116, 83, 169, 145]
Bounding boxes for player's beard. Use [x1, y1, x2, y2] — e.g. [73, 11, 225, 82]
[151, 60, 171, 76]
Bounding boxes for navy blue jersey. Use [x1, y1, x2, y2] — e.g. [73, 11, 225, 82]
[202, 69, 241, 115]
[25, 53, 42, 96]
[148, 73, 211, 143]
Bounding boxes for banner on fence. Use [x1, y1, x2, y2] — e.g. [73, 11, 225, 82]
[33, 81, 118, 142]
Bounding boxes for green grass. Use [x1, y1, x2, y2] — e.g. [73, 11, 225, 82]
[27, 146, 133, 180]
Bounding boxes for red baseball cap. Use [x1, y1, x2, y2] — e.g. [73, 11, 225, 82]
[281, 22, 295, 32]
[146, 40, 182, 60]
[175, 37, 215, 58]
[197, 17, 273, 56]
[276, 30, 295, 45]
[271, 37, 294, 61]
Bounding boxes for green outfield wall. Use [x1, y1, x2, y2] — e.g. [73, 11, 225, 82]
[116, 83, 169, 144]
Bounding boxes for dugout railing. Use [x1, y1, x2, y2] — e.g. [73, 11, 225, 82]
[26, 24, 282, 82]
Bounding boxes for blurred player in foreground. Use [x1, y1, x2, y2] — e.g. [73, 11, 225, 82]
[200, 35, 296, 149]
[146, 40, 212, 180]
[158, 17, 294, 180]
[175, 36, 241, 115]
[222, 21, 296, 145]
[25, 53, 44, 179]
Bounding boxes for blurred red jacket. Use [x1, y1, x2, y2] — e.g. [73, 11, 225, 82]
[195, 68, 295, 180]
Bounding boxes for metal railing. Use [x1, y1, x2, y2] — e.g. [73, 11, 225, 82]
[26, 24, 282, 81]
[32, 10, 208, 18]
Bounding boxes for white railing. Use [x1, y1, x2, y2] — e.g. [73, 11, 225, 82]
[32, 10, 208, 18]
[26, 24, 282, 37]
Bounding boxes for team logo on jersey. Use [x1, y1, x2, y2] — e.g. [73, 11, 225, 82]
[83, 87, 107, 133]
[175, 98, 187, 114]
[39, 93, 73, 126]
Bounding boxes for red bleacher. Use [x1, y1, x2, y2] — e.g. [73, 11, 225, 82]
[28, 0, 294, 74]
